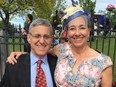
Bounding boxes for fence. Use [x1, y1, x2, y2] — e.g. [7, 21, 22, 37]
[0, 28, 116, 81]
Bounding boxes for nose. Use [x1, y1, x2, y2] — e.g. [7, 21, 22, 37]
[74, 28, 80, 36]
[39, 37, 45, 43]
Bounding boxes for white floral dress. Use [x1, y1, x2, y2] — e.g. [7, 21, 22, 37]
[54, 42, 113, 87]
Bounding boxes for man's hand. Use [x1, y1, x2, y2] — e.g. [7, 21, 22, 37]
[7, 52, 27, 64]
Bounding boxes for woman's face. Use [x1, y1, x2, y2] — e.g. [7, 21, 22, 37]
[26, 16, 30, 22]
[67, 16, 90, 48]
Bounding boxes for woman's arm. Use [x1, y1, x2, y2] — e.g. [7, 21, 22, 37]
[49, 44, 60, 57]
[7, 44, 60, 64]
[7, 52, 27, 64]
[101, 66, 112, 87]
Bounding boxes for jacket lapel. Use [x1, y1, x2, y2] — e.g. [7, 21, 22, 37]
[47, 53, 57, 87]
[21, 54, 31, 87]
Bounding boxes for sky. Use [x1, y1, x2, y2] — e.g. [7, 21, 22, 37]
[10, 16, 25, 28]
[66, 0, 116, 12]
[10, 0, 116, 28]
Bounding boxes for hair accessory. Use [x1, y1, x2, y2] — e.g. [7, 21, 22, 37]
[71, 0, 76, 7]
[83, 9, 91, 18]
[61, 5, 86, 26]
[58, 11, 67, 18]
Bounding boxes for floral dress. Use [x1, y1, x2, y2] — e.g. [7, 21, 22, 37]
[54, 42, 113, 87]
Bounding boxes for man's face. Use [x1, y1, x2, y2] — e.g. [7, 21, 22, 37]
[27, 25, 53, 58]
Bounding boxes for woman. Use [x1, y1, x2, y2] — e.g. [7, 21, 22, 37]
[7, 4, 113, 87]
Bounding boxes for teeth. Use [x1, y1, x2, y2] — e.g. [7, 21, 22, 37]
[73, 37, 78, 39]
[38, 45, 46, 48]
[37, 44, 46, 48]
[73, 37, 81, 39]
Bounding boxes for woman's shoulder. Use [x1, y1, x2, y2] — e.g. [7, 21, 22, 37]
[87, 49, 113, 71]
[95, 53, 113, 70]
[100, 53, 112, 63]
[89, 49, 112, 64]
[99, 53, 112, 62]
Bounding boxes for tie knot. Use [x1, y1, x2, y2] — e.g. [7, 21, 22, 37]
[37, 60, 42, 66]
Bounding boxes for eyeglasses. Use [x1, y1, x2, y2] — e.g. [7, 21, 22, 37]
[29, 33, 52, 40]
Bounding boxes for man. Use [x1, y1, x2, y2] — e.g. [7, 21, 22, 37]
[23, 14, 33, 52]
[0, 18, 57, 87]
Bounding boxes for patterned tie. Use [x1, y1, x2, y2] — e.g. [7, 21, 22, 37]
[36, 60, 47, 87]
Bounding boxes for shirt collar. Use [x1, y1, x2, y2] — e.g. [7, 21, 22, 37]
[30, 52, 48, 66]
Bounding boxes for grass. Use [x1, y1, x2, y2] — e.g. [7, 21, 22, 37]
[7, 36, 116, 81]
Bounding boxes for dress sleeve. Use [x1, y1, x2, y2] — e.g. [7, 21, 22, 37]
[101, 54, 113, 71]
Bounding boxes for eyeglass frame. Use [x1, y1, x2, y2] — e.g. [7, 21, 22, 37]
[29, 33, 52, 40]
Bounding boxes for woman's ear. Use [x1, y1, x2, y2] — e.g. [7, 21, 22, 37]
[88, 28, 91, 34]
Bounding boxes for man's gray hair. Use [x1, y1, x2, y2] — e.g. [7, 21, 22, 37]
[29, 18, 53, 34]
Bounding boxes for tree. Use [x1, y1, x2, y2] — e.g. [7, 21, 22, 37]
[0, 0, 66, 32]
[112, 9, 116, 27]
[0, 0, 33, 30]
[32, 0, 66, 22]
[76, 0, 96, 15]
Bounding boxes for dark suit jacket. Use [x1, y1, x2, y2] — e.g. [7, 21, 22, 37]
[0, 53, 57, 87]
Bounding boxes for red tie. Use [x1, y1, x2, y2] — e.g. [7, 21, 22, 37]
[36, 60, 47, 87]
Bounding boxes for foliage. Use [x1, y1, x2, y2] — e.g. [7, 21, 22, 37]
[76, 0, 96, 15]
[0, 21, 17, 35]
[0, 21, 13, 29]
[0, 0, 66, 31]
[104, 9, 116, 27]
[32, 0, 67, 22]
[0, 0, 33, 30]
[0, 21, 4, 28]
[111, 9, 116, 27]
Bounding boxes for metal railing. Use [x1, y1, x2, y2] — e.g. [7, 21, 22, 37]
[0, 28, 116, 81]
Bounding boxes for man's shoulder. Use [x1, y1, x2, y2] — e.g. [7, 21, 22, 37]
[7, 54, 30, 67]
[18, 53, 30, 61]
[47, 53, 58, 63]
[47, 53, 57, 59]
